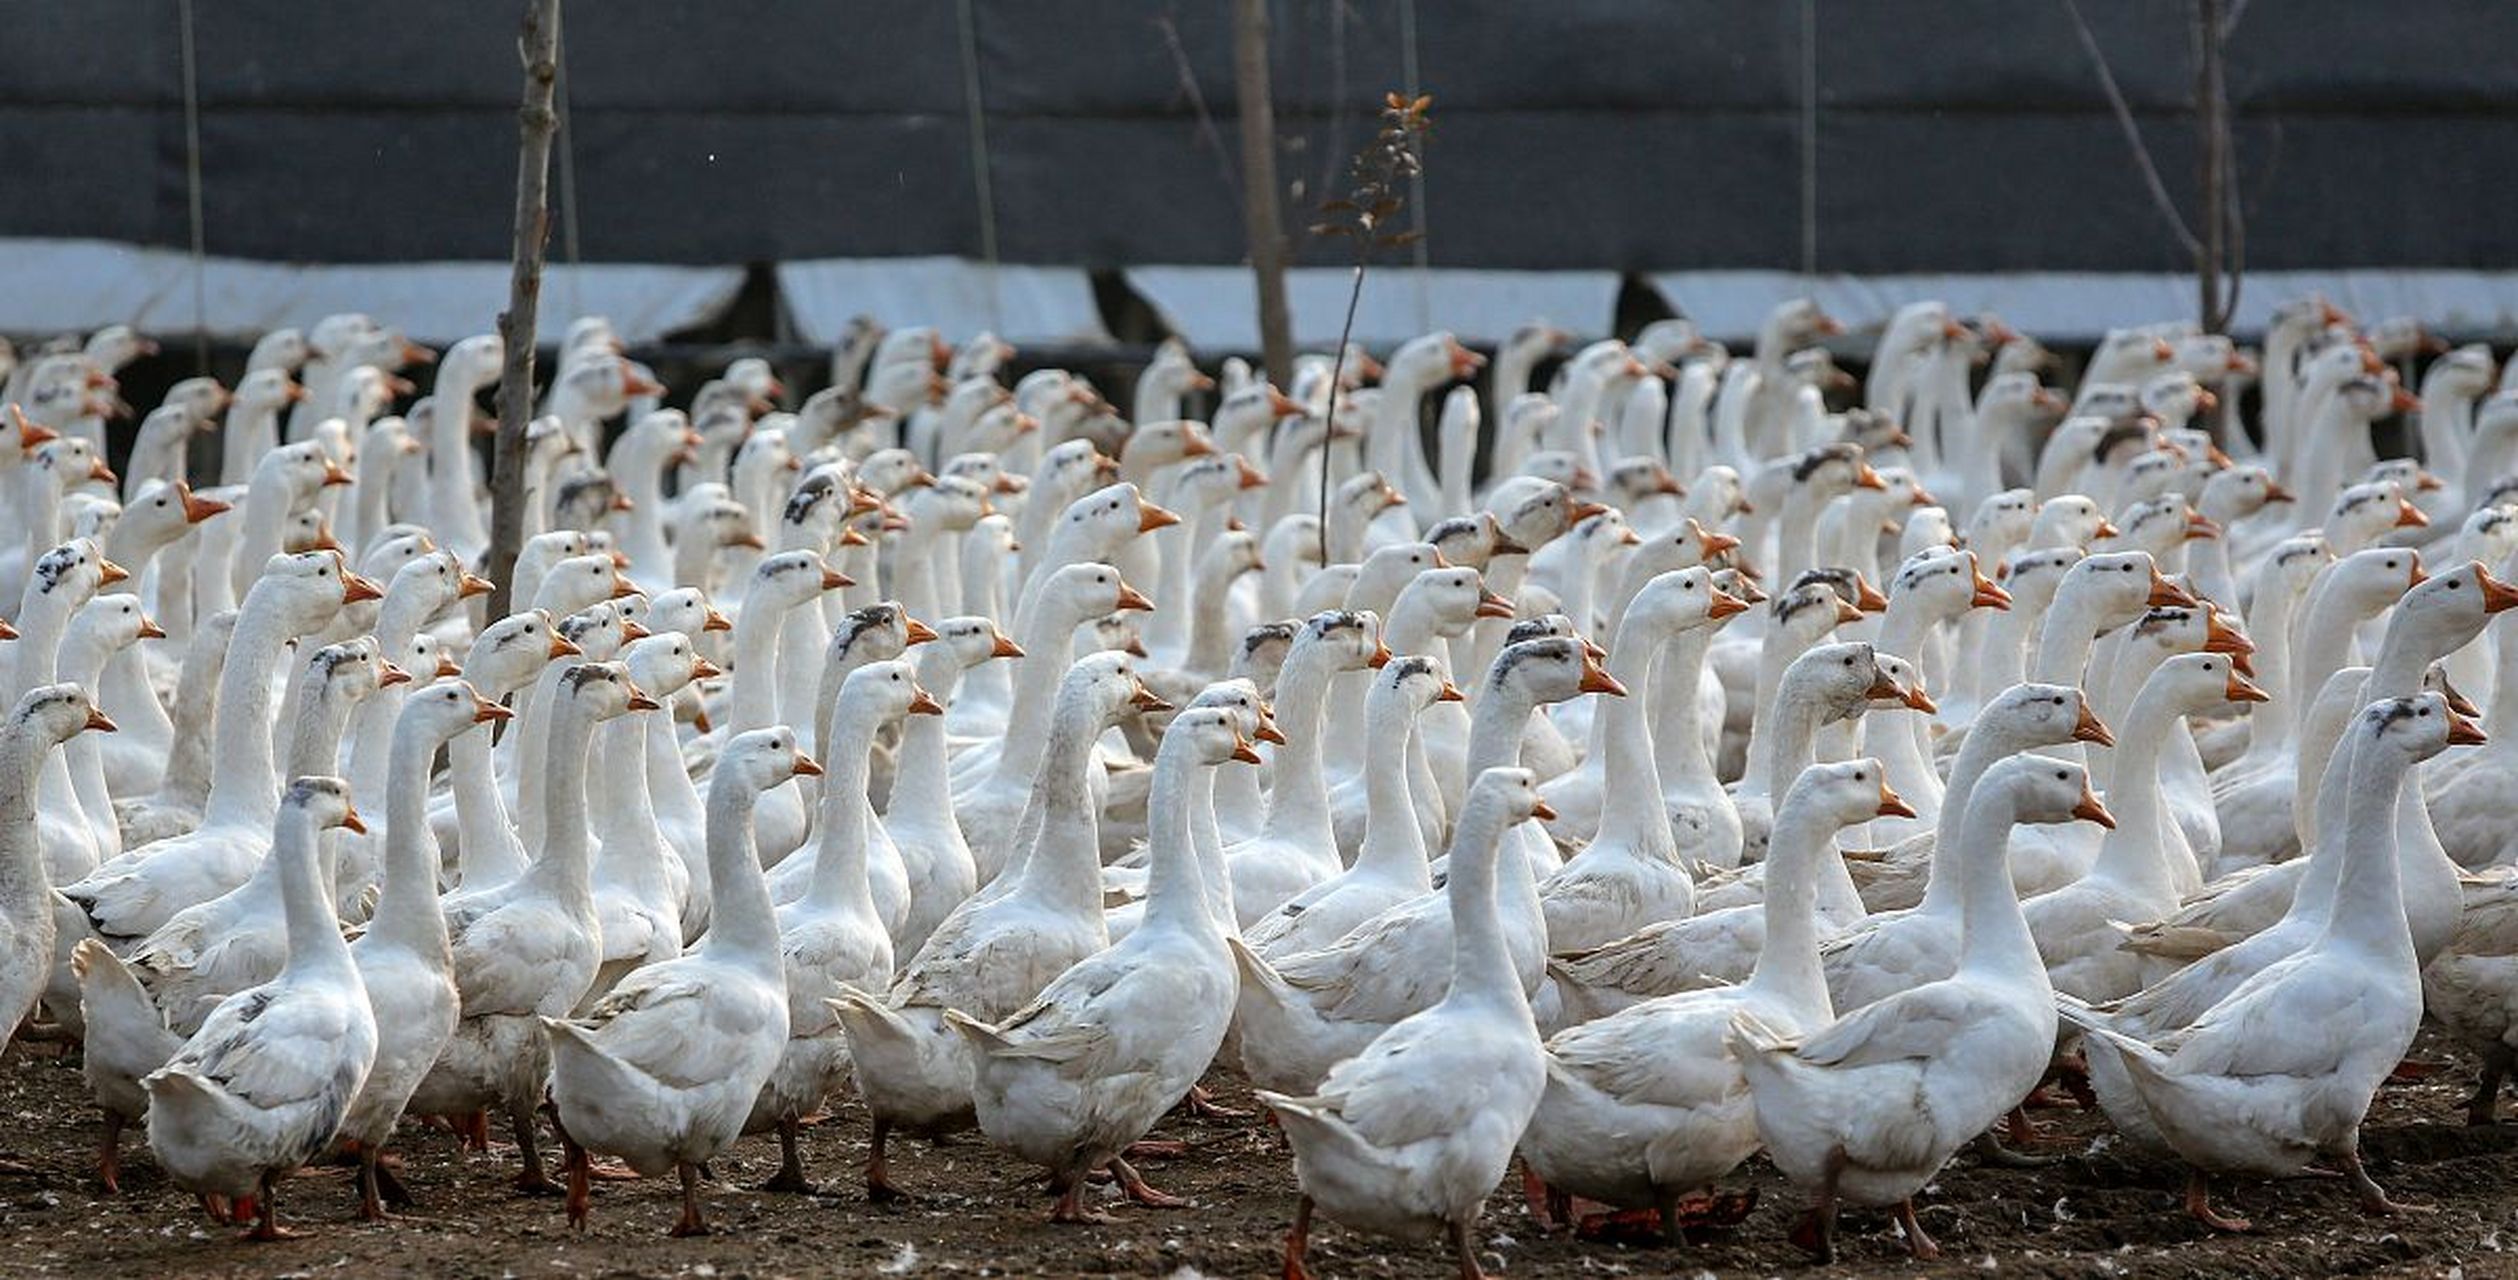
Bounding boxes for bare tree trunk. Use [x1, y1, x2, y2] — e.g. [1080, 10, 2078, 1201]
[483, 0, 563, 622]
[1233, 0, 1293, 389]
[2193, 0, 2228, 334]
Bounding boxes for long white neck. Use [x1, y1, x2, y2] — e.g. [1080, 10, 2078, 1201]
[1352, 693, 1431, 888]
[520, 693, 601, 905]
[1138, 733, 1216, 938]
[223, 398, 284, 487]
[0, 720, 57, 900]
[993, 595, 1095, 786]
[2082, 677, 2185, 901]
[228, 475, 300, 600]
[891, 652, 968, 827]
[1440, 794, 1533, 1021]
[2234, 574, 2308, 768]
[2318, 728, 2418, 960]
[200, 589, 306, 829]
[2030, 590, 2110, 686]
[1651, 627, 1720, 795]
[1258, 647, 1341, 856]
[450, 690, 523, 888]
[1918, 717, 2031, 916]
[276, 806, 357, 982]
[1954, 789, 2043, 975]
[727, 594, 793, 730]
[1000, 695, 1114, 923]
[1591, 613, 1672, 859]
[1744, 793, 1843, 1020]
[1754, 669, 1835, 803]
[804, 701, 883, 916]
[699, 771, 783, 972]
[2277, 711, 2365, 927]
[372, 714, 455, 952]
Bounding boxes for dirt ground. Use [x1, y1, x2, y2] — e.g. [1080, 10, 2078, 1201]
[4, 1029, 2517, 1279]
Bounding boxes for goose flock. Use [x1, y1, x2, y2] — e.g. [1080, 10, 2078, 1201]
[2, 298, 2517, 1271]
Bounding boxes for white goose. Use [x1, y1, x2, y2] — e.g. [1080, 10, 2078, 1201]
[546, 727, 819, 1236]
[141, 777, 374, 1241]
[951, 706, 1252, 1222]
[1259, 767, 1550, 1280]
[1729, 757, 2111, 1262]
[750, 660, 935, 1193]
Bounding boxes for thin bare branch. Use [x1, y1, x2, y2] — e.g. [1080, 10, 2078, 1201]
[2059, 0, 2202, 259]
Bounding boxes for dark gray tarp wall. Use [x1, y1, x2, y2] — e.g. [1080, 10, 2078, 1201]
[7, 1, 2513, 272]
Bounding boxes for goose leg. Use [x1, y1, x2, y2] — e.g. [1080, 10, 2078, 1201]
[1281, 1194, 1315, 1280]
[358, 1147, 386, 1222]
[1183, 1084, 1248, 1119]
[1893, 1198, 1941, 1260]
[96, 1113, 121, 1194]
[2184, 1168, 2252, 1232]
[512, 1101, 559, 1195]
[563, 1136, 592, 1232]
[243, 1174, 297, 1242]
[1047, 1169, 1119, 1225]
[668, 1163, 710, 1237]
[1109, 1156, 1188, 1207]
[1448, 1217, 1490, 1280]
[2466, 1052, 2508, 1126]
[866, 1119, 910, 1203]
[2340, 1140, 2431, 1217]
[1787, 1147, 1845, 1263]
[758, 1118, 812, 1193]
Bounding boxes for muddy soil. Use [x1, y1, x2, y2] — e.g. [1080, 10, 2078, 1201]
[3, 1030, 2516, 1279]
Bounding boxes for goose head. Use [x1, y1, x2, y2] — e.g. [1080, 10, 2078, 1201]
[1031, 438, 1117, 508]
[2171, 332, 2252, 381]
[733, 426, 799, 490]
[1485, 634, 1622, 709]
[1119, 420, 1218, 475]
[2139, 370, 2211, 428]
[647, 587, 732, 641]
[1040, 562, 1153, 622]
[1860, 651, 1936, 717]
[539, 552, 636, 616]
[1889, 547, 2010, 622]
[718, 726, 820, 796]
[1351, 543, 1448, 611]
[2113, 449, 2191, 508]
[1517, 450, 1594, 495]
[301, 636, 396, 714]
[2327, 481, 2427, 554]
[1199, 527, 1265, 591]
[517, 529, 595, 583]
[1793, 566, 1888, 622]
[8, 682, 115, 750]
[1786, 441, 1884, 510]
[1978, 681, 2114, 752]
[841, 657, 944, 730]
[901, 475, 993, 537]
[1167, 705, 1261, 771]
[857, 447, 935, 498]
[29, 437, 116, 498]
[1564, 510, 1642, 572]
[246, 551, 381, 631]
[2029, 494, 2114, 551]
[621, 630, 719, 705]
[1370, 653, 1461, 724]
[1382, 331, 1483, 396]
[1395, 565, 1508, 638]
[1092, 613, 1149, 659]
[1604, 456, 1685, 510]
[557, 354, 663, 420]
[66, 593, 161, 660]
[1261, 514, 1324, 582]
[1489, 478, 1600, 554]
[82, 324, 154, 374]
[1979, 372, 2066, 429]
[391, 548, 493, 621]
[2141, 650, 2268, 721]
[2055, 550, 2184, 631]
[1621, 518, 1743, 589]
[2454, 506, 2518, 576]
[281, 509, 340, 556]
[256, 439, 351, 505]
[1212, 381, 1303, 453]
[20, 539, 122, 618]
[934, 614, 1024, 672]
[2353, 692, 2478, 770]
[403, 677, 514, 747]
[558, 601, 638, 663]
[1167, 453, 1265, 520]
[62, 494, 120, 546]
[1230, 620, 1302, 694]
[1777, 639, 1906, 726]
[2319, 545, 2428, 622]
[247, 327, 310, 374]
[116, 479, 228, 548]
[1791, 757, 1919, 830]
[466, 610, 575, 697]
[2363, 458, 2446, 505]
[2385, 558, 2518, 662]
[281, 775, 366, 836]
[2429, 344, 2500, 399]
[2261, 533, 2337, 595]
[554, 470, 628, 534]
[1332, 469, 1408, 526]
[440, 333, 503, 388]
[967, 511, 1020, 563]
[1060, 649, 1169, 735]
[336, 365, 406, 421]
[1293, 609, 1392, 679]
[831, 602, 935, 667]
[1463, 765, 1551, 831]
[1979, 755, 2115, 831]
[1188, 677, 1285, 748]
[741, 549, 847, 615]
[1621, 564, 1748, 638]
[2199, 464, 2293, 525]
[2102, 493, 2216, 561]
[1056, 482, 1180, 550]
[554, 660, 658, 727]
[2122, 605, 2253, 676]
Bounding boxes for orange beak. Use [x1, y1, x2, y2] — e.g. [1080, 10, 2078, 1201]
[1567, 499, 1611, 524]
[340, 808, 368, 836]
[2225, 671, 2270, 704]
[182, 487, 232, 522]
[1114, 582, 1156, 612]
[343, 572, 386, 604]
[2478, 565, 2518, 614]
[1876, 783, 1918, 820]
[2448, 709, 2490, 747]
[1531, 797, 1559, 824]
[2148, 569, 2196, 607]
[377, 661, 412, 689]
[903, 617, 939, 645]
[1367, 642, 1394, 670]
[2395, 499, 2429, 529]
[791, 753, 825, 777]
[1578, 655, 1627, 696]
[625, 688, 662, 713]
[2075, 787, 2118, 828]
[703, 607, 733, 633]
[1853, 463, 1889, 491]
[1854, 575, 1889, 613]
[87, 458, 118, 485]
[1137, 502, 1183, 533]
[2184, 511, 2223, 541]
[458, 571, 496, 599]
[820, 567, 855, 591]
[547, 633, 582, 659]
[991, 632, 1026, 659]
[1971, 570, 2012, 610]
[1236, 457, 1270, 490]
[618, 620, 652, 641]
[2094, 518, 2122, 541]
[907, 685, 945, 716]
[1707, 589, 1750, 620]
[1476, 590, 1519, 620]
[97, 559, 130, 586]
[474, 698, 514, 724]
[432, 653, 464, 680]
[1230, 734, 1264, 765]
[690, 656, 724, 680]
[2204, 611, 2253, 655]
[1129, 681, 1173, 713]
[83, 707, 118, 734]
[135, 616, 167, 641]
[2261, 478, 2296, 504]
